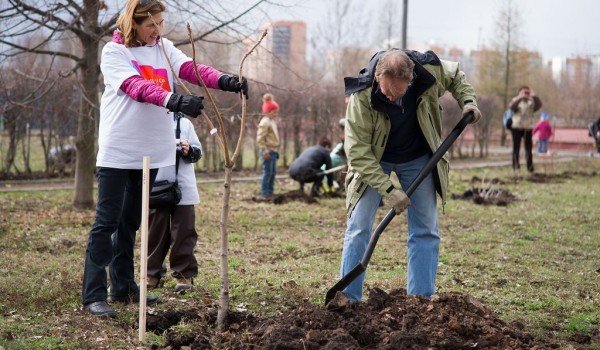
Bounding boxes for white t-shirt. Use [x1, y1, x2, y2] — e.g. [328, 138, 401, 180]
[155, 117, 201, 205]
[97, 38, 191, 169]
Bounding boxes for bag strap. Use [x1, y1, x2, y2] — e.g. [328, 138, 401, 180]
[174, 113, 182, 180]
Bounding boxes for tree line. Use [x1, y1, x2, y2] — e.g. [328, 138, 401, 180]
[1, 0, 599, 208]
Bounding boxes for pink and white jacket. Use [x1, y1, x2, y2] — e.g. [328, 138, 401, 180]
[112, 30, 222, 107]
[532, 119, 553, 140]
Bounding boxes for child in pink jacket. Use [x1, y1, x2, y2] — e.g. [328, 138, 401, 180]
[533, 112, 553, 154]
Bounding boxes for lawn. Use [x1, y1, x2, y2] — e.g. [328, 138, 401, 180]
[0, 157, 599, 349]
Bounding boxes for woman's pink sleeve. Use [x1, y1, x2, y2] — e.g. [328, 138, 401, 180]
[179, 61, 222, 89]
[120, 75, 169, 106]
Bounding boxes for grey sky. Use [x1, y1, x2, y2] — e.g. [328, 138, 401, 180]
[260, 0, 600, 60]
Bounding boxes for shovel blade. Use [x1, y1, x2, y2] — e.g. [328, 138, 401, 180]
[325, 263, 365, 304]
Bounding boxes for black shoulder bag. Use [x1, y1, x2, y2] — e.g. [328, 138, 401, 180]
[149, 115, 183, 208]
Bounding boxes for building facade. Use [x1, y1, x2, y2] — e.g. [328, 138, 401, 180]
[246, 21, 307, 87]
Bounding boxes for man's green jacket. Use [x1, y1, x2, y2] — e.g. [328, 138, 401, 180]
[344, 49, 477, 216]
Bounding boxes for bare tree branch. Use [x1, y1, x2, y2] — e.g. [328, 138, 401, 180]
[231, 29, 267, 163]
[0, 38, 82, 61]
[172, 0, 267, 46]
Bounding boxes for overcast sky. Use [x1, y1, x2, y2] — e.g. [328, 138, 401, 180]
[258, 0, 600, 61]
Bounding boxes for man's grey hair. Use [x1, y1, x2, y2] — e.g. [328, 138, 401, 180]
[374, 50, 415, 82]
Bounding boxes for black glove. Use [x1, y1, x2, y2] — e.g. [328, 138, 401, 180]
[166, 93, 204, 118]
[218, 74, 248, 99]
[182, 145, 202, 163]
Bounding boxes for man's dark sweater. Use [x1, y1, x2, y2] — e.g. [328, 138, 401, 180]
[288, 145, 333, 186]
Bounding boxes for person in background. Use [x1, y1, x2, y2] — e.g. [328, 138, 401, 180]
[82, 0, 247, 318]
[322, 118, 348, 191]
[288, 136, 334, 197]
[532, 112, 553, 154]
[339, 49, 480, 302]
[256, 93, 280, 198]
[147, 113, 202, 293]
[509, 86, 542, 172]
[589, 117, 600, 155]
[330, 118, 348, 169]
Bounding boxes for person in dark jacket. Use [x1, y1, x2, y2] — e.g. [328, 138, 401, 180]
[289, 137, 334, 197]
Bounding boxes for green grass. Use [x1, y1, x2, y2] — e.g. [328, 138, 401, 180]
[0, 158, 599, 348]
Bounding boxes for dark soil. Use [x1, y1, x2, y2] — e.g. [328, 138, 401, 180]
[149, 288, 555, 349]
[451, 188, 518, 206]
[251, 190, 345, 205]
[456, 171, 597, 205]
[510, 170, 597, 184]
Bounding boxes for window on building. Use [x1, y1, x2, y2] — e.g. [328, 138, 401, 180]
[272, 26, 290, 60]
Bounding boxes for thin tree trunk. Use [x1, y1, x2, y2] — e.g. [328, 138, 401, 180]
[216, 167, 232, 327]
[3, 114, 19, 174]
[22, 123, 31, 174]
[500, 1, 512, 147]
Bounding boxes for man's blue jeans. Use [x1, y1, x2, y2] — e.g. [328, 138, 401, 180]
[340, 153, 439, 301]
[82, 167, 157, 305]
[261, 150, 278, 196]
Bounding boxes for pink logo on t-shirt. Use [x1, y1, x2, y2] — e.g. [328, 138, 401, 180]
[131, 61, 170, 92]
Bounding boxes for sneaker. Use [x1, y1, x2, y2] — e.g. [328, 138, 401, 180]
[147, 276, 161, 289]
[174, 277, 193, 293]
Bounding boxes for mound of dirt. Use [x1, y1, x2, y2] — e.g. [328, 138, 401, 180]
[155, 288, 552, 349]
[452, 188, 518, 206]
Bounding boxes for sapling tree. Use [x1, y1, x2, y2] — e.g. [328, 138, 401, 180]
[155, 18, 267, 329]
[188, 27, 267, 329]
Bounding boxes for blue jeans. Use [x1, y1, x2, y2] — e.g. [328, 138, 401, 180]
[82, 167, 157, 305]
[537, 139, 548, 153]
[340, 153, 439, 301]
[261, 150, 278, 196]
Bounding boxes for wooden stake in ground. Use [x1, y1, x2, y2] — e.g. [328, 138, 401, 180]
[138, 156, 150, 342]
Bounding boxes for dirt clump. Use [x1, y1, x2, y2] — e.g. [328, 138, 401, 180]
[160, 288, 552, 349]
[452, 187, 518, 206]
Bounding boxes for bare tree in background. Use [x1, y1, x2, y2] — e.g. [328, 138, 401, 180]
[554, 61, 600, 127]
[374, 0, 401, 49]
[305, 0, 372, 159]
[487, 0, 522, 146]
[0, 48, 77, 176]
[471, 94, 502, 157]
[440, 94, 464, 158]
[0, 0, 272, 208]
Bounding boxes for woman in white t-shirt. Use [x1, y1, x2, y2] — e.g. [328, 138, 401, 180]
[82, 0, 248, 318]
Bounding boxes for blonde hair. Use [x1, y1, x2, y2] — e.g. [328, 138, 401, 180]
[374, 50, 414, 83]
[262, 93, 274, 102]
[116, 0, 166, 48]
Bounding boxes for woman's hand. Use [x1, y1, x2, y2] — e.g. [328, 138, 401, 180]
[179, 139, 190, 156]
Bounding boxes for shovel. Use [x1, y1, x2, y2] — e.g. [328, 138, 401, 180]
[294, 164, 347, 183]
[325, 112, 474, 304]
[317, 164, 347, 177]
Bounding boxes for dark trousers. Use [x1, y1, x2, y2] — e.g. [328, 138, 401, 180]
[147, 205, 198, 279]
[299, 176, 324, 196]
[82, 167, 157, 305]
[294, 169, 323, 196]
[511, 128, 534, 172]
